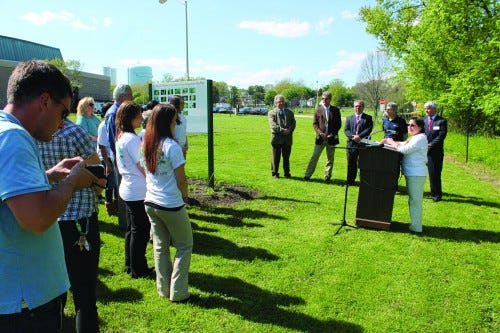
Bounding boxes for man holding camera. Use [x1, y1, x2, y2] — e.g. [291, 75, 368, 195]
[0, 60, 103, 332]
[37, 118, 103, 333]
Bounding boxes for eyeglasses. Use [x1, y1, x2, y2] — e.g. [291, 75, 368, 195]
[321, 97, 330, 100]
[89, 103, 95, 107]
[408, 124, 416, 128]
[53, 98, 70, 120]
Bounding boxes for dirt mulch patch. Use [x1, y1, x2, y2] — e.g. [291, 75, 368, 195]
[186, 178, 259, 207]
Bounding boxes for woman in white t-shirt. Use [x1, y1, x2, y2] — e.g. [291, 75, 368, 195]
[115, 101, 154, 279]
[140, 104, 192, 303]
[170, 95, 188, 158]
[382, 117, 428, 233]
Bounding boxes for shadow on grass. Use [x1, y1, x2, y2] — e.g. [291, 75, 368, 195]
[190, 272, 363, 333]
[96, 268, 143, 304]
[98, 219, 124, 238]
[394, 190, 499, 209]
[193, 232, 279, 261]
[390, 221, 500, 243]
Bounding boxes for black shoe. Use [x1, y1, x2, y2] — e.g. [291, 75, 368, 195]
[272, 174, 279, 179]
[284, 173, 291, 178]
[324, 176, 331, 182]
[303, 176, 310, 181]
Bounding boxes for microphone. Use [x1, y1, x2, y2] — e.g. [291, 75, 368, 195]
[368, 129, 396, 139]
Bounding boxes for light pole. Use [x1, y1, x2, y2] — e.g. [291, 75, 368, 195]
[159, 0, 190, 80]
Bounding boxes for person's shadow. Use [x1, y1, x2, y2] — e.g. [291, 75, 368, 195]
[189, 272, 363, 333]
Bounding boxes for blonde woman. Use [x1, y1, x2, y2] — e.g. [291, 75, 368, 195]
[76, 96, 101, 141]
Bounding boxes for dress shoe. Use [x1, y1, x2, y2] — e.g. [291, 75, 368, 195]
[432, 196, 442, 202]
[324, 176, 331, 182]
[303, 176, 310, 181]
[284, 173, 291, 178]
[272, 175, 279, 179]
[170, 294, 199, 304]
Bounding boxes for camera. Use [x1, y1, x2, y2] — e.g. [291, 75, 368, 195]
[85, 164, 105, 179]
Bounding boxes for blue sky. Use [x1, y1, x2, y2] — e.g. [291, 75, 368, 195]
[2, 0, 380, 89]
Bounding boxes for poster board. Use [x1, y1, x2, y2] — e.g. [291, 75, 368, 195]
[151, 80, 209, 133]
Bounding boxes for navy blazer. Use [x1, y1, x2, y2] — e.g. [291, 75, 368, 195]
[344, 113, 373, 147]
[424, 115, 447, 153]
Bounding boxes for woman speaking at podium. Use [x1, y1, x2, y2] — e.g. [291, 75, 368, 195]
[381, 117, 427, 233]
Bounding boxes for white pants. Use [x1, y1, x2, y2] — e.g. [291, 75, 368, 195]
[405, 175, 426, 233]
[145, 205, 193, 301]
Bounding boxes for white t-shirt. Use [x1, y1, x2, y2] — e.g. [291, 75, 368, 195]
[173, 113, 187, 149]
[97, 121, 113, 161]
[142, 137, 185, 208]
[116, 132, 146, 201]
[398, 133, 428, 176]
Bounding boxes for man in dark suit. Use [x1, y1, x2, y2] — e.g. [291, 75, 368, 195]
[424, 101, 447, 202]
[304, 91, 342, 182]
[268, 94, 296, 179]
[344, 100, 373, 185]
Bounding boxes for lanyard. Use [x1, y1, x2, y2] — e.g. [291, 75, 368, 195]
[74, 219, 91, 252]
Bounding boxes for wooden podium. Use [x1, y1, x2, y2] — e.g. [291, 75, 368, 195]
[355, 145, 401, 230]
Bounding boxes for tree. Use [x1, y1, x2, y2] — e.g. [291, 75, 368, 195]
[213, 81, 229, 103]
[355, 50, 391, 120]
[360, 0, 499, 135]
[49, 58, 83, 89]
[160, 73, 174, 83]
[264, 90, 277, 106]
[229, 86, 240, 107]
[326, 79, 355, 107]
[247, 85, 266, 106]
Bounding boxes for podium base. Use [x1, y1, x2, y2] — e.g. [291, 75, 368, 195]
[355, 218, 391, 230]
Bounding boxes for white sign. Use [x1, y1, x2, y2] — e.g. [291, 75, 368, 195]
[152, 80, 209, 133]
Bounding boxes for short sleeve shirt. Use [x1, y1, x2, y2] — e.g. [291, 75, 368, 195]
[0, 111, 69, 314]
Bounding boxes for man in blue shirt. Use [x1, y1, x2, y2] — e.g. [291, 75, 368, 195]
[382, 102, 408, 142]
[0, 60, 103, 332]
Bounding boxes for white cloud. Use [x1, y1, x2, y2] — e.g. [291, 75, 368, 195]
[22, 10, 74, 25]
[195, 59, 238, 72]
[341, 10, 358, 20]
[318, 51, 367, 78]
[103, 17, 113, 27]
[227, 66, 296, 88]
[22, 10, 110, 31]
[121, 57, 185, 73]
[238, 20, 311, 38]
[315, 16, 335, 34]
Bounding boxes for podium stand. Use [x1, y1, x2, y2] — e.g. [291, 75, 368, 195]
[355, 146, 400, 230]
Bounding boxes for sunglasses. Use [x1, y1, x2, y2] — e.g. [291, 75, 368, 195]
[408, 124, 417, 128]
[53, 98, 70, 119]
[89, 103, 95, 107]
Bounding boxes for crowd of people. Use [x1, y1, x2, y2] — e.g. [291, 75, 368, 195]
[269, 95, 447, 235]
[0, 60, 448, 332]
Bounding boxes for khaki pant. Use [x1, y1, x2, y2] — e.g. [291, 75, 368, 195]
[145, 205, 193, 301]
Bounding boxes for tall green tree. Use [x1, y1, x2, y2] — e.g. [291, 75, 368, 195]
[247, 85, 266, 106]
[360, 0, 499, 134]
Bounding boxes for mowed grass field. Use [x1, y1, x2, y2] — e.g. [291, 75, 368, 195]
[65, 112, 498, 332]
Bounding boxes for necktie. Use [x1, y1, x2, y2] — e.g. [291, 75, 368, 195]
[428, 117, 433, 132]
[356, 115, 360, 124]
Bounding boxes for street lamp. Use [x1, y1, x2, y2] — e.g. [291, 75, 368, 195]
[159, 0, 190, 80]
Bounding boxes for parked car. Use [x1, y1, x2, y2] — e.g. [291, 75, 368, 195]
[219, 106, 233, 114]
[257, 107, 269, 115]
[213, 106, 220, 113]
[238, 107, 252, 115]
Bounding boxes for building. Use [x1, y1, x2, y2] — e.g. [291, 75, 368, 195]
[103, 66, 117, 86]
[0, 35, 111, 108]
[128, 66, 153, 85]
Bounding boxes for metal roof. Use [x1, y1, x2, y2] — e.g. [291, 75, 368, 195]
[0, 35, 63, 62]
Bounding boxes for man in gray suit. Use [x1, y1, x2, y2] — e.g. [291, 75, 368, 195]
[268, 94, 296, 179]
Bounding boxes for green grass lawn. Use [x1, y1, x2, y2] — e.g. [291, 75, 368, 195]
[66, 113, 498, 332]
